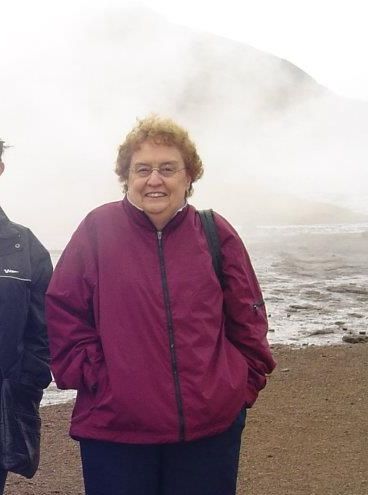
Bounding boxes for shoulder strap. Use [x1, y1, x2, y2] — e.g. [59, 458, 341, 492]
[198, 209, 224, 289]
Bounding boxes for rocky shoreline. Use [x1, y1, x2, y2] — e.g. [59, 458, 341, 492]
[248, 231, 368, 346]
[5, 343, 368, 494]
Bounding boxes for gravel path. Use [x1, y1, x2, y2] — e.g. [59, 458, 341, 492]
[5, 343, 368, 495]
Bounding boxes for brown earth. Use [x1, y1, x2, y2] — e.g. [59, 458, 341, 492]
[5, 343, 368, 495]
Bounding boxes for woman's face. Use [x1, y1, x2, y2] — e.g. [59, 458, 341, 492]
[127, 140, 191, 230]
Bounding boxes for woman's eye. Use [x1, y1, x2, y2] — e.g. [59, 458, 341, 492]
[161, 166, 175, 175]
[136, 166, 151, 175]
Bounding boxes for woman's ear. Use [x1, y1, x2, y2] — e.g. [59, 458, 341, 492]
[185, 173, 191, 191]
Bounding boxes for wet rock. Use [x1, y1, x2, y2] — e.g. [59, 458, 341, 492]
[342, 334, 368, 344]
[335, 321, 348, 331]
[348, 313, 364, 318]
[304, 290, 321, 296]
[326, 284, 368, 295]
[308, 328, 335, 336]
[266, 296, 283, 302]
[288, 303, 321, 311]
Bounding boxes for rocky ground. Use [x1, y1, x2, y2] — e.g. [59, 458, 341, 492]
[5, 343, 367, 495]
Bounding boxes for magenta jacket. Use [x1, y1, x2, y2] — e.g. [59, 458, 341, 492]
[46, 198, 275, 444]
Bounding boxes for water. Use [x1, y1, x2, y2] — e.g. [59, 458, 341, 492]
[249, 222, 368, 236]
[43, 223, 368, 406]
[245, 223, 368, 346]
[41, 382, 76, 406]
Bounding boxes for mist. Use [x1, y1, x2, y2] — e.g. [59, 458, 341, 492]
[1, 3, 367, 248]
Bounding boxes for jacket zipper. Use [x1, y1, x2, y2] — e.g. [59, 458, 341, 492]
[156, 230, 186, 441]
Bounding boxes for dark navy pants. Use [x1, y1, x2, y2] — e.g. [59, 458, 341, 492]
[0, 470, 6, 495]
[80, 410, 246, 495]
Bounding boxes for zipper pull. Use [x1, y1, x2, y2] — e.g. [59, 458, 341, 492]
[157, 231, 162, 241]
[253, 299, 265, 312]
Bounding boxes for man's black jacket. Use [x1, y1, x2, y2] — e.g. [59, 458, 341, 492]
[0, 207, 52, 388]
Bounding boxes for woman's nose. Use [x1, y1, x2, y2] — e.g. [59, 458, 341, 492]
[146, 169, 164, 185]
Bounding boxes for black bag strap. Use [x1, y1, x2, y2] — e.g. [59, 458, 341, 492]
[198, 209, 225, 289]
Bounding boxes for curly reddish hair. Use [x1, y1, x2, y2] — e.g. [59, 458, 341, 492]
[115, 115, 204, 196]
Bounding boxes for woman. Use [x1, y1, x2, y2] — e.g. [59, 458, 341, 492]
[0, 151, 52, 493]
[46, 116, 275, 495]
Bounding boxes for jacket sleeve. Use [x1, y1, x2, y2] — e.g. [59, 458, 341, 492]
[20, 231, 53, 389]
[215, 214, 276, 407]
[45, 217, 103, 392]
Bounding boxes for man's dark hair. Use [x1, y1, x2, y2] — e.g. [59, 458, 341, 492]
[0, 139, 9, 159]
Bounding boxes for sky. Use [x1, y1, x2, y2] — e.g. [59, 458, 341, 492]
[1, 0, 367, 247]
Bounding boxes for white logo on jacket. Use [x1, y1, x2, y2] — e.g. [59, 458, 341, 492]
[3, 269, 19, 274]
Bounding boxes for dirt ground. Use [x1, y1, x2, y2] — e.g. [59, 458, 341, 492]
[5, 343, 368, 495]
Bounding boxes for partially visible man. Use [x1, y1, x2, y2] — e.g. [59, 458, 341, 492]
[0, 148, 52, 493]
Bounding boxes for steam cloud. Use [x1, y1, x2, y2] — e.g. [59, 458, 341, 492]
[0, 3, 367, 247]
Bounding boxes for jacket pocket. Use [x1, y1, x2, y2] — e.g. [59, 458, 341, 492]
[90, 361, 111, 410]
[0, 379, 42, 478]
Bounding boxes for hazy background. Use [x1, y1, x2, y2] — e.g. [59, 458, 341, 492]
[1, 0, 367, 248]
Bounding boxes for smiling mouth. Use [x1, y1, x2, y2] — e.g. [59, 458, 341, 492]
[145, 192, 167, 198]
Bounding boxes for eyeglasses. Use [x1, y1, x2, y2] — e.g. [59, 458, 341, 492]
[131, 164, 186, 178]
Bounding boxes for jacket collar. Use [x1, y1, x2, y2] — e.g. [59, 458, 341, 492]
[122, 195, 189, 233]
[0, 207, 19, 239]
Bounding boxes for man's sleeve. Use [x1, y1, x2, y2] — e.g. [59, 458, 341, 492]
[20, 232, 53, 389]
